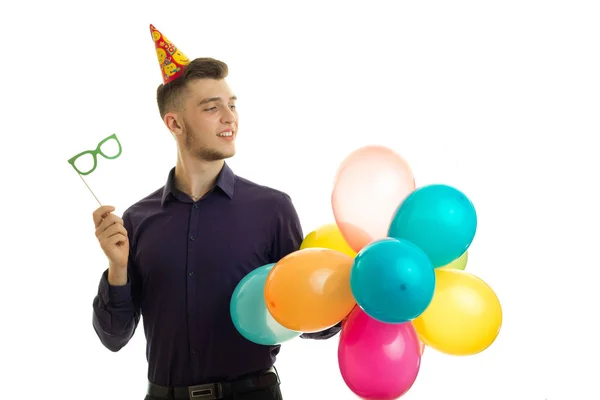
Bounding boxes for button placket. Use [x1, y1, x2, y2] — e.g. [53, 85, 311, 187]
[187, 203, 199, 273]
[186, 202, 201, 374]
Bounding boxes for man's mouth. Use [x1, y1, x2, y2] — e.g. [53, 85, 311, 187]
[217, 131, 234, 137]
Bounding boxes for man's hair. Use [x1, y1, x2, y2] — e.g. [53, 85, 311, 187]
[156, 57, 229, 119]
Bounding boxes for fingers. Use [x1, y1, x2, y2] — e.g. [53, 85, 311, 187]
[104, 232, 128, 247]
[95, 213, 124, 237]
[93, 205, 116, 228]
[98, 220, 128, 242]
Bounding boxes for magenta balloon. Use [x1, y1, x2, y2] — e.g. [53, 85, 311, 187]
[338, 307, 421, 399]
[332, 146, 415, 253]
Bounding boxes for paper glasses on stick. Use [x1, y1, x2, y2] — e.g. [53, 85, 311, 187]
[67, 133, 122, 205]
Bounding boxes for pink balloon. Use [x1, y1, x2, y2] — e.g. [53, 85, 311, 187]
[338, 307, 421, 400]
[332, 146, 415, 253]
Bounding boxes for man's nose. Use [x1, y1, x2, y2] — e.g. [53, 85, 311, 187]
[221, 106, 237, 124]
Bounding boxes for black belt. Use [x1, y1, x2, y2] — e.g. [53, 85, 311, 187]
[147, 367, 279, 399]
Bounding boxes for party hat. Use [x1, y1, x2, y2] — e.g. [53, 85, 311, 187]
[150, 24, 190, 84]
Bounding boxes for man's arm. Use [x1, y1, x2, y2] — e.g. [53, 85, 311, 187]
[270, 192, 342, 341]
[92, 213, 142, 352]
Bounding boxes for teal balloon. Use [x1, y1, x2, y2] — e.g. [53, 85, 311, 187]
[230, 263, 300, 345]
[350, 238, 435, 323]
[388, 184, 477, 268]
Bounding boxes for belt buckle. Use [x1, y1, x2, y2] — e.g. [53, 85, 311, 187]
[188, 382, 222, 399]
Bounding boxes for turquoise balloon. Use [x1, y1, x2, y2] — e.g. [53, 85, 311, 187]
[230, 263, 300, 345]
[350, 238, 435, 323]
[388, 184, 477, 268]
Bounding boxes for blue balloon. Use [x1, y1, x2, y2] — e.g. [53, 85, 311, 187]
[388, 184, 477, 268]
[230, 263, 300, 345]
[350, 238, 435, 323]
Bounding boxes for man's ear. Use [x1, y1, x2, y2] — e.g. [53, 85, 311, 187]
[164, 112, 184, 137]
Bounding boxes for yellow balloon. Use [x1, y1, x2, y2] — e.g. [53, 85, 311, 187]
[439, 251, 468, 270]
[413, 269, 502, 356]
[300, 223, 356, 258]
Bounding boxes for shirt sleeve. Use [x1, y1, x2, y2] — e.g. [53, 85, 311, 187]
[270, 193, 342, 340]
[269, 192, 304, 263]
[92, 211, 142, 352]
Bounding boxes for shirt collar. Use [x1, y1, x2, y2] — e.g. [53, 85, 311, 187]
[161, 162, 235, 206]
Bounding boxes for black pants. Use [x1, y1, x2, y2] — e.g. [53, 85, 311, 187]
[144, 382, 283, 400]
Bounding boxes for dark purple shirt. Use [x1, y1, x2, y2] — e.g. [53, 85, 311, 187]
[92, 163, 340, 387]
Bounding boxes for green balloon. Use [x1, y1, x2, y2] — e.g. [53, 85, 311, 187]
[440, 251, 468, 270]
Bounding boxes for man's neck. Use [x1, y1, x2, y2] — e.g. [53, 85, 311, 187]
[174, 157, 225, 201]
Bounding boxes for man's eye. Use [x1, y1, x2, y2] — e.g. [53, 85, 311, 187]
[204, 107, 217, 111]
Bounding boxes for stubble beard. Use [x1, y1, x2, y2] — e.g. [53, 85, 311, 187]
[184, 126, 235, 162]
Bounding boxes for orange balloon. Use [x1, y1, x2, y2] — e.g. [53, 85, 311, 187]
[264, 248, 356, 333]
[332, 146, 415, 253]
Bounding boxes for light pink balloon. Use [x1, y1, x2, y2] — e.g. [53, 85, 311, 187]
[332, 146, 415, 253]
[338, 307, 422, 399]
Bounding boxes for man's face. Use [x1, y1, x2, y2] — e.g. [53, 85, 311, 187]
[171, 78, 238, 161]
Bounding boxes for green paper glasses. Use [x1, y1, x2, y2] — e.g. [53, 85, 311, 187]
[68, 133, 122, 176]
[67, 133, 123, 206]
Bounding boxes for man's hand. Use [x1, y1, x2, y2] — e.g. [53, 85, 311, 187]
[93, 205, 129, 286]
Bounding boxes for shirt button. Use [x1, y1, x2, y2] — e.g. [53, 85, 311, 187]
[193, 204, 198, 209]
[190, 236, 195, 241]
[188, 271, 194, 276]
[191, 349, 197, 355]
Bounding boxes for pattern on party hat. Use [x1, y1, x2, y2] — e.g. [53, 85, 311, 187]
[150, 24, 190, 84]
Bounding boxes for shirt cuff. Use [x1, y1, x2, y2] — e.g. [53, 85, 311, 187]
[299, 322, 342, 340]
[98, 269, 132, 306]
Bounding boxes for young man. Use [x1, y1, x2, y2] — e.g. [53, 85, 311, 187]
[91, 25, 340, 400]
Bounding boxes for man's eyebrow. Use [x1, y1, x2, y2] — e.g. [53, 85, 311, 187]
[198, 96, 237, 105]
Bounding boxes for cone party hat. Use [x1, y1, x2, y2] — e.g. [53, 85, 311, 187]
[150, 24, 190, 84]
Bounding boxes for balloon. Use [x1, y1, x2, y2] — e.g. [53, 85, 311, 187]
[350, 238, 435, 323]
[439, 251, 469, 271]
[413, 322, 426, 355]
[412, 269, 502, 356]
[230, 263, 300, 345]
[300, 223, 356, 258]
[406, 321, 425, 355]
[388, 184, 477, 268]
[264, 248, 356, 332]
[338, 307, 421, 400]
[332, 145, 415, 253]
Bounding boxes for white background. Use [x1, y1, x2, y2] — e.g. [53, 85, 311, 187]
[2, 1, 599, 399]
